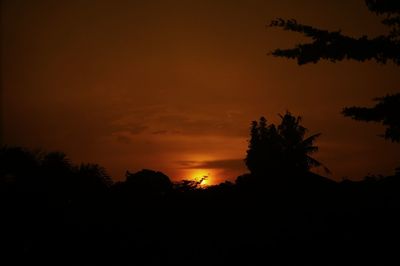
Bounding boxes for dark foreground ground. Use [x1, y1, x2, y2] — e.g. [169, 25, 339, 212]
[2, 147, 400, 265]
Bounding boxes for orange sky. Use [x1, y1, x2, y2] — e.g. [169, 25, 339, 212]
[2, 0, 400, 184]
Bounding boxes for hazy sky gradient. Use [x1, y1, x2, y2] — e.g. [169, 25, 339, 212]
[2, 0, 400, 183]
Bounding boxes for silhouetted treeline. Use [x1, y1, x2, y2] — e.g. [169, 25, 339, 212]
[2, 143, 400, 266]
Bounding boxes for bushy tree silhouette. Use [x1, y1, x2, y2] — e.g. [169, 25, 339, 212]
[245, 112, 327, 176]
[0, 146, 40, 186]
[245, 117, 280, 175]
[124, 169, 173, 196]
[75, 163, 113, 198]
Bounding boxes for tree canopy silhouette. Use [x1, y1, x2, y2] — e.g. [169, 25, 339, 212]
[270, 0, 400, 144]
[269, 0, 400, 65]
[342, 94, 400, 142]
[245, 112, 328, 176]
[124, 169, 173, 196]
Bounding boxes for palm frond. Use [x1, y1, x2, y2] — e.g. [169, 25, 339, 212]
[307, 156, 331, 175]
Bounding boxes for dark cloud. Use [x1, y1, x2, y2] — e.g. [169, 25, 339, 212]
[111, 106, 247, 138]
[151, 112, 248, 137]
[152, 130, 169, 135]
[116, 134, 131, 144]
[177, 159, 245, 171]
[129, 125, 148, 135]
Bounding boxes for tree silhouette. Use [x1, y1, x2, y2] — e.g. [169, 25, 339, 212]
[3, 144, 400, 264]
[270, 0, 400, 144]
[269, 0, 400, 65]
[245, 117, 279, 174]
[278, 113, 325, 172]
[342, 94, 400, 142]
[173, 176, 208, 192]
[0, 146, 40, 185]
[245, 112, 327, 176]
[76, 163, 113, 193]
[124, 169, 173, 196]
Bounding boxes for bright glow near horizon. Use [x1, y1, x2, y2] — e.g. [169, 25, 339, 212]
[188, 169, 213, 186]
[3, 0, 400, 182]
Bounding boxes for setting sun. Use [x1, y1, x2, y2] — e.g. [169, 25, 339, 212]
[3, 0, 400, 264]
[189, 169, 213, 186]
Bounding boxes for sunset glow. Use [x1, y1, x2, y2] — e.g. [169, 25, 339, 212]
[3, 1, 400, 264]
[183, 169, 215, 186]
[188, 169, 213, 186]
[2, 0, 400, 183]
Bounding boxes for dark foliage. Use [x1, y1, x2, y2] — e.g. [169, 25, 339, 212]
[245, 112, 328, 176]
[269, 0, 400, 65]
[270, 0, 399, 170]
[124, 169, 173, 196]
[2, 140, 400, 265]
[173, 176, 206, 192]
[269, 1, 400, 136]
[343, 93, 400, 142]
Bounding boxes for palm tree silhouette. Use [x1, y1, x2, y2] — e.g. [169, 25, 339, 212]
[278, 112, 329, 173]
[245, 111, 329, 176]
